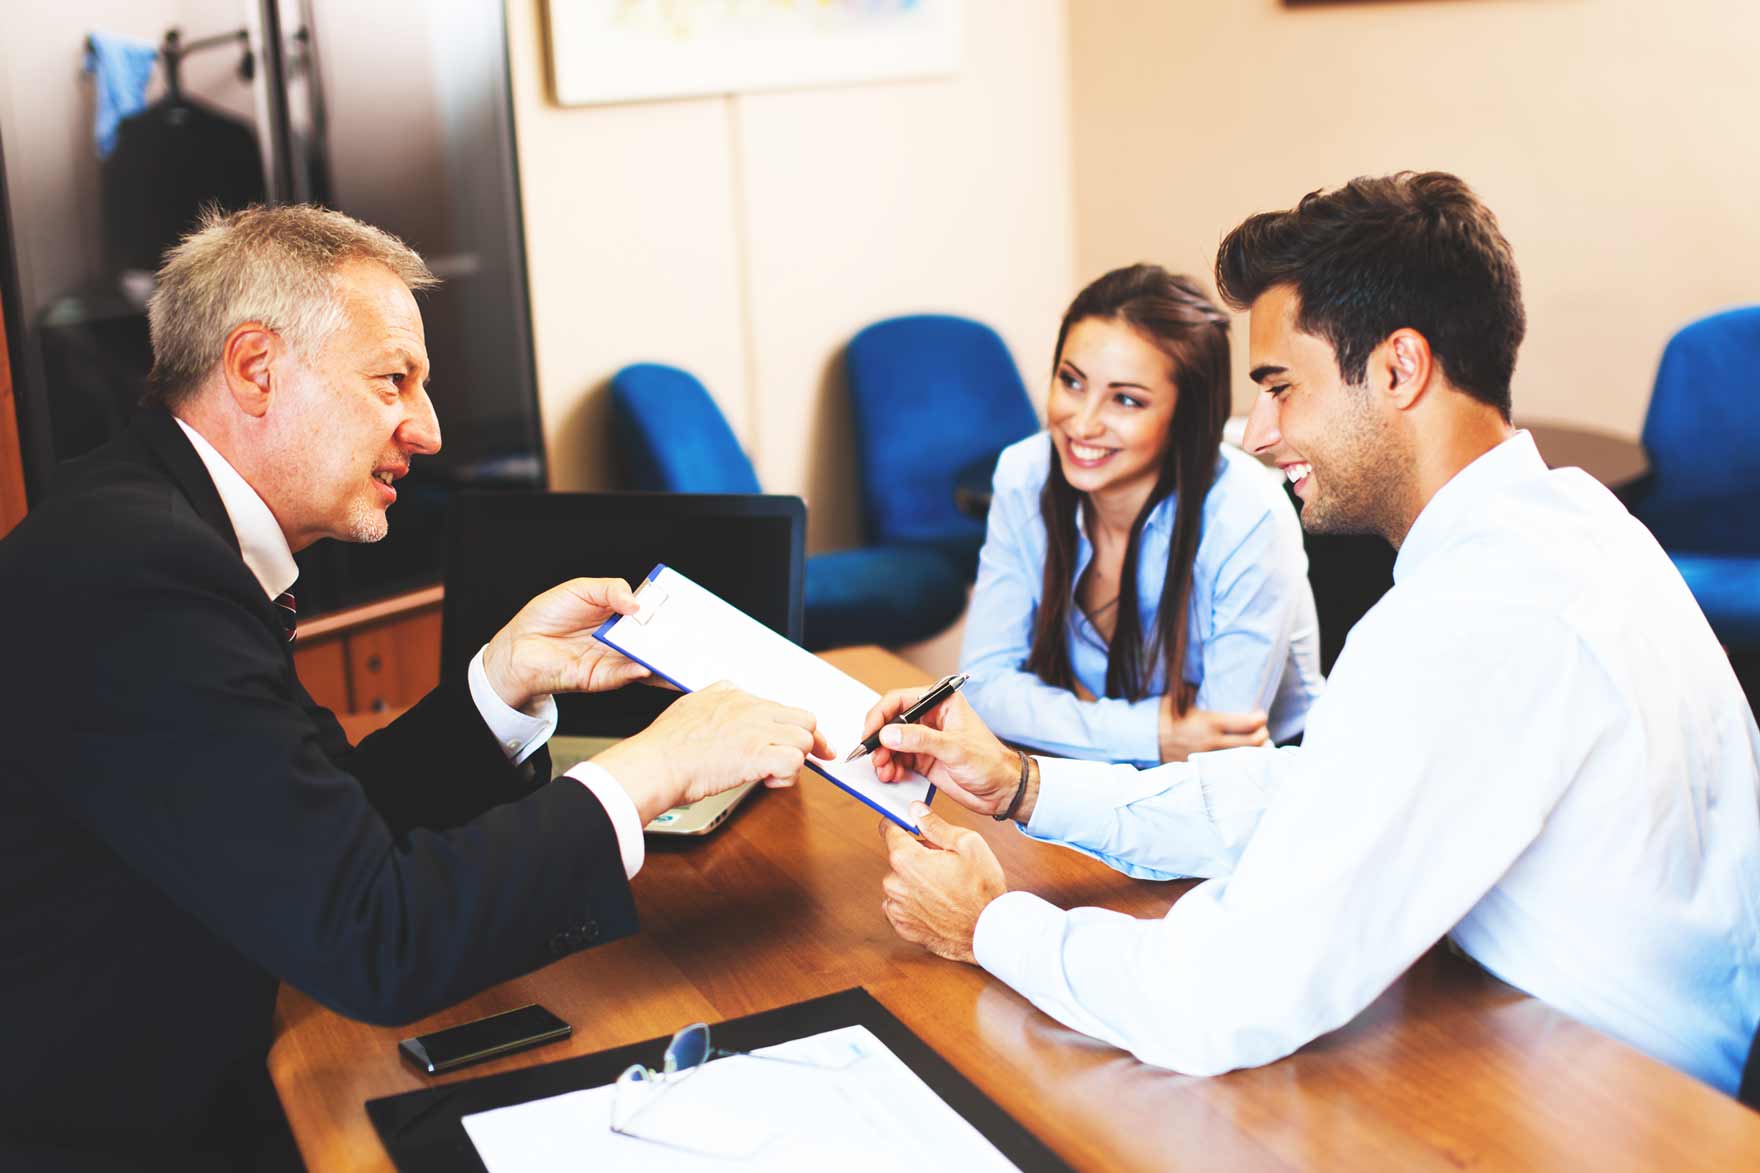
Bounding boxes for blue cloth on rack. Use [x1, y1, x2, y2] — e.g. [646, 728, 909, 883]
[84, 31, 159, 158]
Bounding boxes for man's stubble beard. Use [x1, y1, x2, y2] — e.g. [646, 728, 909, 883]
[1296, 392, 1408, 544]
[342, 502, 390, 544]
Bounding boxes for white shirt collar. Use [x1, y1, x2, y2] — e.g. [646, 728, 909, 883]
[1393, 430, 1546, 584]
[172, 416, 300, 600]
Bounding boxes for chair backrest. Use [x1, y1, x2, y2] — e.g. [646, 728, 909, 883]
[1633, 306, 1760, 553]
[844, 314, 1040, 548]
[609, 363, 762, 494]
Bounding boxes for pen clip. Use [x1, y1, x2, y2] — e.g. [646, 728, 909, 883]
[902, 672, 968, 720]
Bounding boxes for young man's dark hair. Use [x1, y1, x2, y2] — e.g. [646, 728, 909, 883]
[1214, 171, 1525, 421]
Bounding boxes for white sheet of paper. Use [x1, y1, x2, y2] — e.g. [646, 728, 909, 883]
[460, 1025, 1022, 1173]
[595, 565, 934, 831]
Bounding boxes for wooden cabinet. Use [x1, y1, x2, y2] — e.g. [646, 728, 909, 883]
[343, 610, 442, 713]
[291, 585, 444, 715]
[292, 636, 352, 714]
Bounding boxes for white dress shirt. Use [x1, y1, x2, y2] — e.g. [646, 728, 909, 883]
[173, 417, 646, 878]
[973, 431, 1760, 1093]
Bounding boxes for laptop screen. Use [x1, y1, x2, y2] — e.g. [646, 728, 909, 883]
[443, 492, 805, 737]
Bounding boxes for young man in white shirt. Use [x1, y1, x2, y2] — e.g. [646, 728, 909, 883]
[865, 171, 1760, 1096]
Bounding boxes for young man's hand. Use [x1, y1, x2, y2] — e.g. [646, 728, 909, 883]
[861, 690, 1030, 817]
[878, 805, 1007, 965]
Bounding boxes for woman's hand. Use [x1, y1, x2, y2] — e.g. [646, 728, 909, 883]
[1158, 686, 1270, 762]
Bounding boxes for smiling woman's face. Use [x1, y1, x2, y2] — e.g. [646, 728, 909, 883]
[1046, 316, 1179, 506]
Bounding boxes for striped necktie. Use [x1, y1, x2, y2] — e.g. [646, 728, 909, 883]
[272, 590, 298, 643]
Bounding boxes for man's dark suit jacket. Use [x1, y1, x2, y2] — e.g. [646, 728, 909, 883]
[0, 408, 638, 1169]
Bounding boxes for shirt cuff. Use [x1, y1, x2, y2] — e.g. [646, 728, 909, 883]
[1025, 754, 1199, 836]
[1023, 756, 1103, 840]
[973, 889, 1064, 989]
[566, 761, 646, 879]
[1117, 696, 1163, 767]
[468, 645, 558, 765]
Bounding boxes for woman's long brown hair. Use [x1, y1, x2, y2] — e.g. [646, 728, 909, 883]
[1024, 265, 1232, 711]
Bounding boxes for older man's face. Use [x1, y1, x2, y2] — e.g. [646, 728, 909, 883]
[261, 260, 440, 550]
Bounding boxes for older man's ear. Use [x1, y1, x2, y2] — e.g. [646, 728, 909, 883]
[219, 322, 279, 417]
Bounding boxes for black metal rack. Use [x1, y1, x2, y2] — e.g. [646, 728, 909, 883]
[83, 27, 254, 102]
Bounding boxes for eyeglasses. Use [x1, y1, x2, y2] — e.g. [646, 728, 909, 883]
[608, 1021, 865, 1156]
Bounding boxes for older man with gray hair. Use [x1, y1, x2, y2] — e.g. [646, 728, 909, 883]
[0, 205, 827, 1171]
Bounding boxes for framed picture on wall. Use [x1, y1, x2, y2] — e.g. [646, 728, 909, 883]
[545, 0, 962, 106]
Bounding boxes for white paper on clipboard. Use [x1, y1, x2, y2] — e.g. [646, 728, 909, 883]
[593, 565, 935, 832]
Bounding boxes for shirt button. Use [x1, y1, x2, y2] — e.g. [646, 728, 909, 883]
[505, 740, 520, 751]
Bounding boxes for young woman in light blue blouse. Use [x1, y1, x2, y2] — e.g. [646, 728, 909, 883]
[961, 265, 1322, 767]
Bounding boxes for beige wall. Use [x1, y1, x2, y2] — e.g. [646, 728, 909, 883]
[505, 0, 1075, 551]
[1067, 0, 1760, 436]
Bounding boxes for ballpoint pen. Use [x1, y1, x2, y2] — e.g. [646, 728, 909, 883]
[845, 672, 970, 762]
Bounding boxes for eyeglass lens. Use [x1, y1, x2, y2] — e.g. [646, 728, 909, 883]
[664, 1022, 711, 1073]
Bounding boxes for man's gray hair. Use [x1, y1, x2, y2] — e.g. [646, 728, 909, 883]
[145, 204, 437, 407]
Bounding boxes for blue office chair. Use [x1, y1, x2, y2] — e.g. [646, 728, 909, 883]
[607, 362, 968, 650]
[610, 363, 762, 495]
[1628, 307, 1760, 651]
[844, 314, 1041, 576]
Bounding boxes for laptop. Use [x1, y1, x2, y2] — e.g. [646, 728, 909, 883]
[443, 491, 806, 835]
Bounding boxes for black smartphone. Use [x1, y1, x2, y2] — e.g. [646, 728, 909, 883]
[397, 1004, 572, 1075]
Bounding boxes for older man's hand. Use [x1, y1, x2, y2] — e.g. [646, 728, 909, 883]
[594, 682, 832, 824]
[879, 803, 1007, 965]
[481, 577, 651, 711]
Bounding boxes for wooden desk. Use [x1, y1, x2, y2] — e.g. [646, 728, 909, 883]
[271, 647, 1760, 1170]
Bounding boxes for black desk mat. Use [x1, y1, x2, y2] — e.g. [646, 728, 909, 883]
[365, 986, 1070, 1171]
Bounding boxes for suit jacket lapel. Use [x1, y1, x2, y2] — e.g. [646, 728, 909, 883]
[129, 405, 243, 559]
[128, 406, 300, 650]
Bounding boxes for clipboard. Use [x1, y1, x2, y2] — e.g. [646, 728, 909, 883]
[365, 988, 1071, 1172]
[592, 564, 936, 834]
